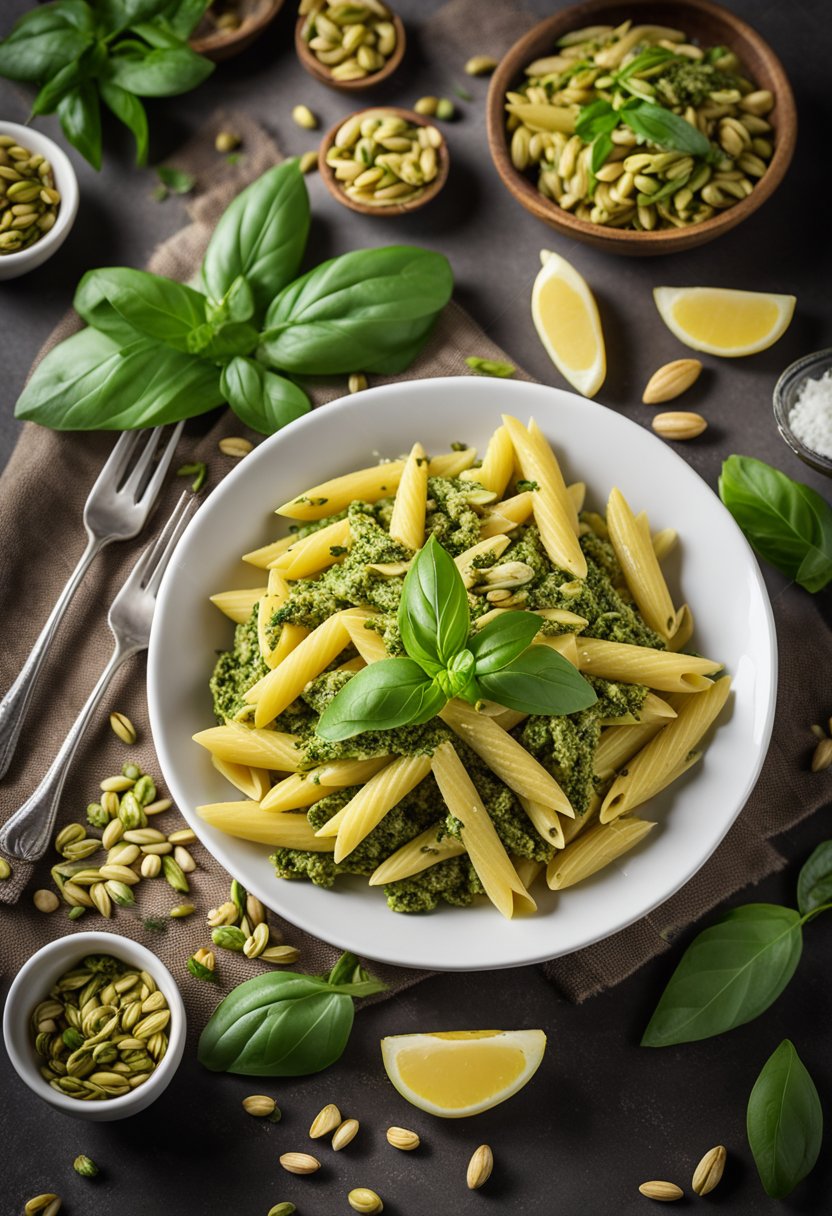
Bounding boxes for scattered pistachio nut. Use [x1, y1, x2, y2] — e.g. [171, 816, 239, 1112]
[243, 921, 271, 958]
[34, 889, 60, 914]
[638, 1180, 684, 1201]
[168, 827, 196, 844]
[170, 903, 195, 918]
[651, 411, 708, 441]
[100, 774, 135, 793]
[219, 436, 253, 458]
[102, 818, 125, 849]
[0, 856, 11, 880]
[267, 1205, 296, 1216]
[435, 98, 455, 120]
[467, 1144, 494, 1190]
[299, 150, 319, 174]
[279, 1152, 321, 1175]
[143, 798, 173, 816]
[215, 130, 241, 153]
[309, 1102, 342, 1138]
[386, 1125, 420, 1150]
[0, 135, 62, 256]
[73, 1154, 99, 1178]
[24, 1196, 61, 1216]
[326, 109, 443, 209]
[208, 900, 239, 927]
[67, 906, 85, 921]
[162, 854, 189, 893]
[691, 1145, 727, 1196]
[414, 96, 439, 116]
[212, 924, 247, 951]
[140, 853, 162, 878]
[243, 1093, 278, 1118]
[262, 944, 300, 965]
[187, 950, 217, 982]
[300, 0, 398, 83]
[348, 1189, 383, 1214]
[464, 55, 497, 76]
[246, 892, 266, 926]
[811, 738, 832, 772]
[109, 711, 137, 745]
[174, 845, 197, 873]
[348, 372, 368, 393]
[332, 1117, 360, 1151]
[292, 104, 319, 131]
[642, 358, 703, 404]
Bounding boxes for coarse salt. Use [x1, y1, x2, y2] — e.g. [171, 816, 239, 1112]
[788, 368, 832, 459]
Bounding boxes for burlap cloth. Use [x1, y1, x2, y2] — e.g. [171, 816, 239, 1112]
[1, 104, 830, 1017]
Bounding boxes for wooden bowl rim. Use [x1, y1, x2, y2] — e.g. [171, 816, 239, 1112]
[295, 8, 406, 91]
[190, 0, 284, 55]
[318, 106, 450, 216]
[485, 0, 797, 253]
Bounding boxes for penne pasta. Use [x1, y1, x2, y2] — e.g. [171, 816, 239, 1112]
[318, 755, 432, 863]
[513, 856, 545, 891]
[244, 612, 353, 727]
[198, 802, 335, 849]
[576, 637, 719, 692]
[389, 442, 429, 551]
[567, 481, 586, 514]
[242, 535, 294, 568]
[666, 604, 694, 653]
[268, 568, 290, 597]
[598, 691, 677, 727]
[459, 425, 515, 497]
[431, 741, 536, 919]
[518, 795, 565, 849]
[260, 756, 391, 813]
[652, 527, 677, 563]
[561, 794, 600, 845]
[272, 518, 352, 580]
[479, 490, 534, 538]
[547, 817, 655, 889]
[258, 592, 288, 669]
[455, 534, 511, 588]
[369, 823, 467, 886]
[211, 754, 272, 802]
[342, 611, 388, 663]
[594, 721, 665, 781]
[210, 587, 267, 624]
[606, 488, 681, 642]
[193, 723, 303, 771]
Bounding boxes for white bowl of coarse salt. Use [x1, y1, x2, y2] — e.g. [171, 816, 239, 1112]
[773, 350, 832, 477]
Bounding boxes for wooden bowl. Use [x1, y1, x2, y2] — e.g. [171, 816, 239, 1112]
[318, 107, 449, 217]
[295, 9, 406, 91]
[190, 0, 284, 61]
[486, 0, 797, 256]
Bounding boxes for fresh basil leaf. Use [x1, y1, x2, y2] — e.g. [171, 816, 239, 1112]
[636, 172, 690, 207]
[130, 19, 188, 48]
[477, 645, 597, 716]
[469, 611, 541, 674]
[796, 841, 832, 917]
[719, 456, 832, 593]
[108, 43, 213, 95]
[4, 2, 94, 38]
[435, 648, 476, 700]
[74, 267, 208, 352]
[194, 322, 259, 360]
[96, 0, 171, 32]
[612, 46, 676, 84]
[156, 164, 196, 194]
[260, 247, 453, 376]
[162, 0, 212, 39]
[31, 57, 86, 115]
[202, 161, 310, 318]
[221, 357, 310, 436]
[590, 131, 614, 175]
[642, 904, 803, 1047]
[747, 1040, 822, 1199]
[0, 24, 92, 82]
[197, 955, 387, 1075]
[621, 101, 712, 159]
[99, 80, 149, 164]
[58, 82, 102, 170]
[399, 536, 470, 675]
[574, 98, 618, 143]
[15, 327, 223, 430]
[316, 658, 446, 742]
[207, 275, 255, 325]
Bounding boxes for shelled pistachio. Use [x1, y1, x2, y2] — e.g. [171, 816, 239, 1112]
[0, 135, 62, 255]
[299, 0, 398, 82]
[326, 110, 442, 208]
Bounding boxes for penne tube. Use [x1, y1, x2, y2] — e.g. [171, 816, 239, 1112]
[459, 425, 514, 497]
[561, 794, 600, 844]
[430, 448, 477, 477]
[599, 691, 678, 727]
[652, 527, 677, 562]
[210, 587, 266, 624]
[193, 723, 303, 771]
[272, 518, 351, 580]
[431, 741, 536, 919]
[440, 698, 574, 817]
[242, 535, 294, 568]
[666, 604, 694, 653]
[269, 623, 311, 669]
[258, 592, 288, 669]
[600, 675, 731, 822]
[268, 568, 290, 597]
[575, 637, 720, 692]
[479, 490, 535, 538]
[343, 611, 388, 663]
[389, 442, 429, 551]
[513, 856, 545, 891]
[369, 823, 467, 886]
[606, 488, 681, 642]
[518, 795, 565, 849]
[455, 535, 511, 588]
[318, 755, 432, 863]
[314, 756, 394, 786]
[260, 756, 392, 813]
[594, 722, 664, 781]
[567, 481, 586, 514]
[547, 817, 655, 889]
[198, 802, 335, 849]
[211, 754, 272, 801]
[244, 612, 352, 727]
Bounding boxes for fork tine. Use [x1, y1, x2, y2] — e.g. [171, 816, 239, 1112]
[137, 420, 185, 508]
[133, 490, 191, 589]
[91, 430, 143, 493]
[121, 426, 165, 500]
[143, 492, 197, 596]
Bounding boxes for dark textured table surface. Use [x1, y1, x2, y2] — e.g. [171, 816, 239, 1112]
[1, 1, 831, 1213]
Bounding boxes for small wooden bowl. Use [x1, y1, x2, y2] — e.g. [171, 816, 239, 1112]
[190, 0, 284, 62]
[318, 107, 449, 217]
[486, 0, 797, 256]
[295, 8, 406, 91]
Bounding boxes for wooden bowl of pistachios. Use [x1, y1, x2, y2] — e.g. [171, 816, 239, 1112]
[190, 0, 285, 62]
[295, 1, 406, 90]
[318, 107, 449, 216]
[485, 0, 797, 255]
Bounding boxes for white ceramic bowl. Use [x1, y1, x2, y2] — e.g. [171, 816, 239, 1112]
[0, 120, 79, 281]
[148, 377, 777, 971]
[3, 932, 186, 1120]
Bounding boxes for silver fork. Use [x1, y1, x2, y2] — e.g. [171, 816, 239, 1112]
[0, 492, 197, 862]
[0, 422, 184, 780]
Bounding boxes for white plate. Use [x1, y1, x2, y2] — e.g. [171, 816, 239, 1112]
[147, 378, 776, 971]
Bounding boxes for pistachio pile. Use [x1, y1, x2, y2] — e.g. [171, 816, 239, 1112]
[31, 953, 170, 1102]
[299, 0, 398, 83]
[204, 876, 299, 966]
[326, 110, 442, 208]
[0, 135, 61, 255]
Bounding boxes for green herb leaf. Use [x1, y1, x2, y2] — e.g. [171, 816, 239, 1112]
[97, 0, 171, 31]
[620, 100, 712, 158]
[202, 161, 310, 318]
[0, 21, 92, 83]
[464, 356, 515, 378]
[574, 98, 619, 143]
[612, 46, 677, 85]
[477, 645, 597, 716]
[31, 56, 86, 116]
[719, 456, 832, 593]
[58, 81, 102, 171]
[162, 0, 212, 39]
[221, 357, 310, 436]
[206, 275, 256, 325]
[197, 953, 387, 1075]
[177, 461, 207, 492]
[641, 904, 803, 1047]
[156, 164, 196, 194]
[399, 535, 470, 674]
[590, 131, 614, 175]
[469, 610, 541, 674]
[99, 80, 149, 164]
[108, 43, 213, 95]
[316, 658, 446, 741]
[74, 267, 207, 352]
[260, 247, 453, 376]
[747, 1040, 823, 1198]
[796, 841, 832, 917]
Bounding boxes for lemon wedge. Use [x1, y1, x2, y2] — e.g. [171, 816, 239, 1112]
[653, 286, 796, 357]
[381, 1029, 546, 1118]
[531, 249, 606, 397]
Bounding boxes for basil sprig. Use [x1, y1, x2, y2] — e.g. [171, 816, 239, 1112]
[317, 536, 596, 741]
[747, 1040, 823, 1198]
[15, 161, 452, 435]
[575, 96, 716, 173]
[0, 0, 215, 169]
[719, 455, 832, 593]
[198, 951, 386, 1076]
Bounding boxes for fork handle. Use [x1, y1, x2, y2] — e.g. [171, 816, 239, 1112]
[0, 641, 138, 862]
[0, 534, 105, 781]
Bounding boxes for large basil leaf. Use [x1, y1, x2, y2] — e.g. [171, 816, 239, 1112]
[621, 101, 713, 159]
[469, 611, 541, 674]
[15, 327, 223, 430]
[399, 536, 470, 674]
[221, 357, 310, 435]
[202, 161, 310, 317]
[74, 268, 208, 352]
[3, 1, 95, 38]
[108, 43, 213, 95]
[31, 58, 86, 116]
[162, 0, 212, 39]
[99, 79, 149, 164]
[192, 322, 259, 360]
[96, 0, 171, 32]
[317, 658, 445, 741]
[259, 247, 453, 376]
[747, 1040, 822, 1199]
[477, 645, 597, 716]
[197, 954, 386, 1075]
[0, 20, 92, 82]
[642, 904, 803, 1047]
[719, 455, 832, 593]
[796, 841, 832, 917]
[575, 99, 620, 143]
[57, 82, 102, 171]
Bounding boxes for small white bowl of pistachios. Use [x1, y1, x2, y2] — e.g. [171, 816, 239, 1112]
[3, 932, 186, 1120]
[0, 120, 79, 281]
